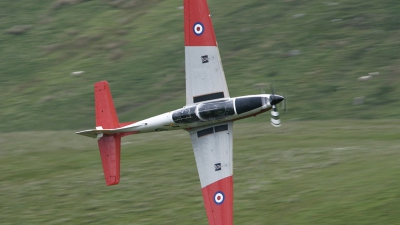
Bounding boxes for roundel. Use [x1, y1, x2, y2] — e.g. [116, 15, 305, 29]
[214, 191, 225, 205]
[193, 22, 204, 36]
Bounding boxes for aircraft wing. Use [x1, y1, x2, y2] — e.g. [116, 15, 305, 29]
[184, 0, 230, 106]
[188, 122, 233, 225]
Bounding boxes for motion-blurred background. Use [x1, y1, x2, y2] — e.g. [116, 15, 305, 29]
[1, 0, 399, 224]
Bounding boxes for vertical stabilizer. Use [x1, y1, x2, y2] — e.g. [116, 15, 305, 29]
[95, 81, 120, 129]
[94, 81, 121, 186]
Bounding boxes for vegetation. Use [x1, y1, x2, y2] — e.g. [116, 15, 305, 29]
[1, 0, 400, 132]
[0, 120, 399, 224]
[1, 1, 399, 224]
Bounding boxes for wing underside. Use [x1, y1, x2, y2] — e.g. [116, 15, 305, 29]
[184, 0, 229, 106]
[189, 122, 233, 225]
[185, 1, 233, 224]
[185, 46, 229, 105]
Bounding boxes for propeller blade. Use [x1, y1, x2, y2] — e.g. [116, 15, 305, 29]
[260, 89, 266, 107]
[282, 91, 288, 113]
[270, 105, 281, 127]
[268, 82, 283, 127]
[270, 83, 275, 96]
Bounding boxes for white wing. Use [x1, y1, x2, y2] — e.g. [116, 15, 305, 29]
[189, 122, 233, 188]
[185, 47, 230, 105]
[184, 1, 233, 223]
[184, 0, 229, 106]
[188, 122, 233, 223]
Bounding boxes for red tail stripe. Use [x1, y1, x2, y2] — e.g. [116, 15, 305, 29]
[94, 81, 122, 186]
[95, 81, 119, 129]
[98, 134, 121, 186]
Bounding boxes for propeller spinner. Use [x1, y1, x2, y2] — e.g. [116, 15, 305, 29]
[269, 86, 284, 127]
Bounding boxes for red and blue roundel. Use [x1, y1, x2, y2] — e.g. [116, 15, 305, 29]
[214, 191, 225, 205]
[193, 22, 204, 36]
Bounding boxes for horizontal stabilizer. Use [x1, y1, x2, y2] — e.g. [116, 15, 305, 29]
[75, 123, 141, 138]
[75, 129, 105, 138]
[77, 81, 140, 186]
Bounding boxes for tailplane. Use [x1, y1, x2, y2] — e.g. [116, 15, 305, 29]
[95, 81, 121, 185]
[76, 81, 136, 186]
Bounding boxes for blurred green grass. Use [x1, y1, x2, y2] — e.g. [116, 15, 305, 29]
[0, 0, 400, 132]
[1, 1, 399, 224]
[0, 120, 399, 224]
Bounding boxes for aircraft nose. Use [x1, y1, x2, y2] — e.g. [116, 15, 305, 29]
[269, 95, 284, 105]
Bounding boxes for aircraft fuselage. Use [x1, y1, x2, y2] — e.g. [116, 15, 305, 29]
[113, 94, 280, 134]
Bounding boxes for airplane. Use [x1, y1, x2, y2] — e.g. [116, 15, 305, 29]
[76, 0, 284, 224]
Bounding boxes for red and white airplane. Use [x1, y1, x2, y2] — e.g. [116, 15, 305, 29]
[76, 0, 284, 224]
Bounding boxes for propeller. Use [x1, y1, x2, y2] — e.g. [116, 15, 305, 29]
[281, 91, 288, 113]
[269, 84, 284, 127]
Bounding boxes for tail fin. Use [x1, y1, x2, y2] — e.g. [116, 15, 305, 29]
[98, 134, 121, 185]
[75, 81, 137, 185]
[94, 81, 121, 186]
[95, 81, 120, 129]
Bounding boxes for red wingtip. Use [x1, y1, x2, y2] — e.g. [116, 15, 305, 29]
[184, 0, 217, 46]
[202, 176, 233, 225]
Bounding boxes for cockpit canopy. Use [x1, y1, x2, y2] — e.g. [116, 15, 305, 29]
[172, 106, 199, 124]
[172, 99, 235, 124]
[172, 96, 268, 124]
[197, 99, 235, 121]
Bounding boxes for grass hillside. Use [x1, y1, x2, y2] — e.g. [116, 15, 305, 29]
[1, 2, 399, 224]
[1, 121, 399, 224]
[1, 0, 400, 131]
